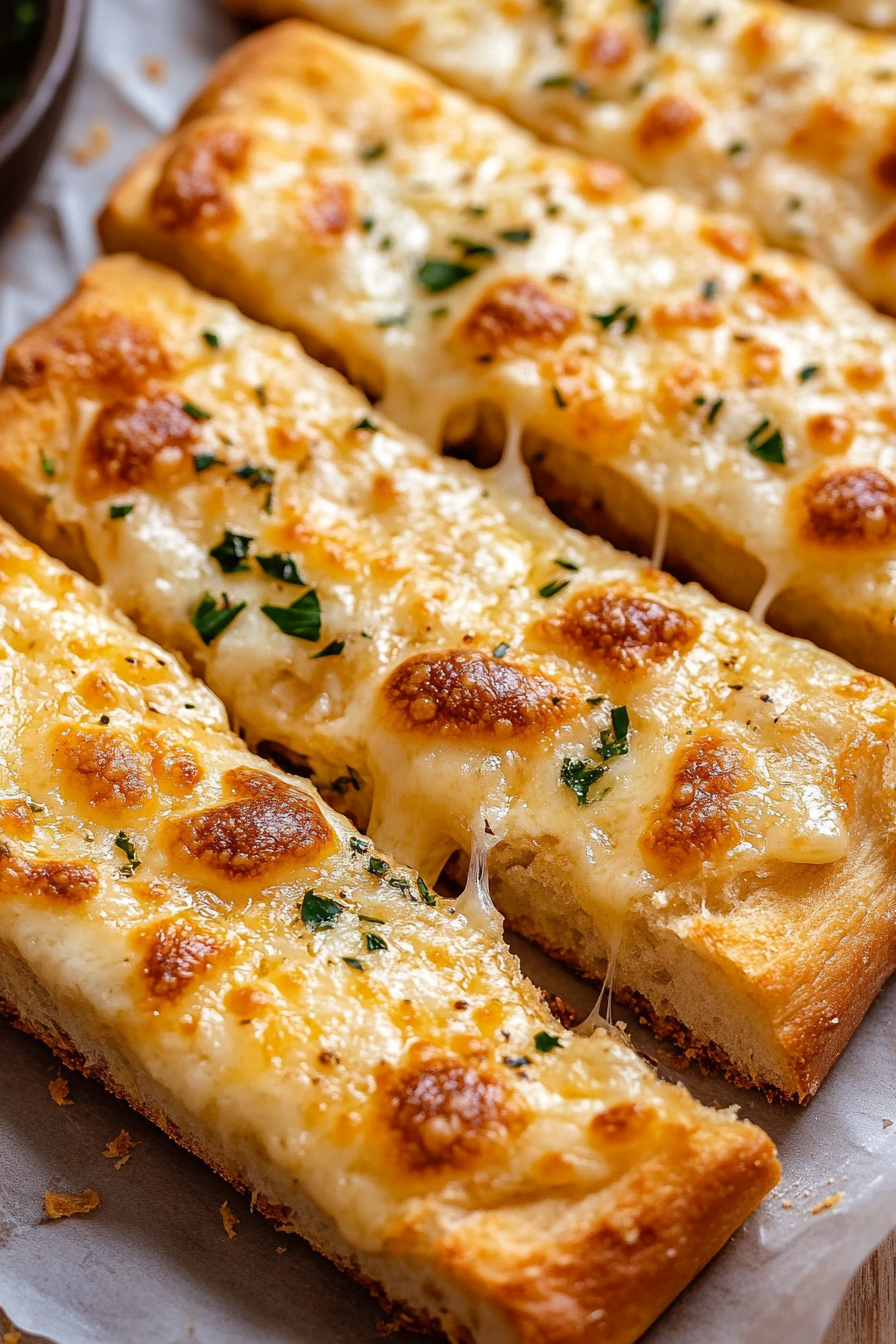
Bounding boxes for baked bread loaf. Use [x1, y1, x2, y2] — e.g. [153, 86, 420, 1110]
[0, 517, 780, 1344]
[100, 22, 896, 682]
[2, 254, 895, 1103]
[222, 0, 896, 307]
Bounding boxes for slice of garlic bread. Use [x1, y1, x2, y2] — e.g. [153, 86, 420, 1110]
[100, 21, 896, 682]
[1, 254, 894, 1103]
[223, 0, 896, 301]
[0, 517, 779, 1344]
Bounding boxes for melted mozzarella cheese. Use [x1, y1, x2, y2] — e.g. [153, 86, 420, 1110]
[2, 254, 895, 1100]
[0, 519, 777, 1342]
[100, 22, 896, 681]
[224, 1, 896, 296]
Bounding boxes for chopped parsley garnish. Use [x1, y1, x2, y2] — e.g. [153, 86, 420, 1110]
[561, 757, 607, 806]
[702, 278, 717, 300]
[554, 557, 579, 571]
[466, 204, 487, 217]
[350, 835, 372, 854]
[233, 463, 274, 491]
[191, 592, 246, 644]
[343, 956, 365, 970]
[539, 578, 570, 598]
[502, 1055, 531, 1068]
[586, 694, 606, 705]
[358, 913, 385, 923]
[417, 260, 475, 293]
[368, 855, 390, 878]
[209, 530, 253, 574]
[261, 589, 322, 642]
[417, 875, 436, 906]
[375, 310, 410, 328]
[799, 364, 820, 382]
[637, 0, 665, 43]
[353, 417, 380, 433]
[359, 141, 387, 161]
[254, 385, 267, 407]
[707, 397, 724, 424]
[365, 932, 388, 951]
[255, 552, 305, 584]
[599, 704, 630, 759]
[592, 304, 627, 329]
[378, 235, 393, 251]
[728, 141, 748, 156]
[40, 452, 55, 478]
[193, 452, 224, 473]
[498, 228, 532, 244]
[552, 386, 567, 409]
[747, 421, 786, 464]
[493, 642, 510, 659]
[451, 236, 496, 258]
[430, 306, 449, 318]
[202, 330, 219, 348]
[534, 1030, 562, 1052]
[182, 400, 211, 422]
[115, 831, 140, 873]
[538, 74, 592, 97]
[301, 889, 343, 930]
[313, 639, 345, 659]
[622, 312, 639, 335]
[361, 216, 375, 232]
[388, 876, 411, 895]
[109, 504, 133, 519]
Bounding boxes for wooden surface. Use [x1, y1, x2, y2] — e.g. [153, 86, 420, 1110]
[824, 1228, 896, 1343]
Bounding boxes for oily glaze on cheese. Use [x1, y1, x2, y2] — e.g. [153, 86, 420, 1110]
[2, 256, 896, 1103]
[222, 0, 896, 302]
[0, 519, 778, 1344]
[100, 23, 896, 681]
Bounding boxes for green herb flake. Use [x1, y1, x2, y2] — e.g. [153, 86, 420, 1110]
[313, 640, 345, 659]
[591, 304, 628, 329]
[109, 504, 133, 520]
[202, 330, 220, 348]
[534, 1030, 563, 1052]
[361, 216, 375, 233]
[699, 9, 718, 22]
[182, 400, 212, 422]
[552, 385, 568, 409]
[114, 831, 140, 873]
[701, 279, 717, 300]
[40, 452, 55, 478]
[233, 463, 274, 491]
[358, 913, 386, 924]
[388, 876, 411, 895]
[255, 552, 305, 584]
[451, 235, 497, 258]
[210, 530, 253, 574]
[365, 932, 388, 951]
[707, 397, 724, 424]
[430, 306, 449, 318]
[747, 422, 786, 464]
[493, 642, 510, 659]
[254, 385, 267, 407]
[343, 956, 365, 970]
[328, 765, 362, 796]
[191, 592, 246, 645]
[417, 875, 436, 906]
[261, 589, 322, 642]
[554, 557, 579, 571]
[561, 757, 607, 806]
[193, 452, 224, 473]
[586, 695, 606, 705]
[623, 312, 639, 335]
[728, 141, 748, 156]
[301, 889, 343, 930]
[359, 141, 387, 162]
[378, 235, 393, 252]
[637, 0, 665, 43]
[350, 835, 372, 854]
[799, 364, 820, 382]
[498, 228, 533, 244]
[368, 855, 390, 878]
[466, 204, 487, 217]
[375, 310, 410, 328]
[353, 417, 380, 433]
[539, 578, 570, 598]
[599, 704, 630, 760]
[417, 260, 475, 293]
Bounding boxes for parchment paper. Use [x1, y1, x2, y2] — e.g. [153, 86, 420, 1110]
[0, 2, 894, 1340]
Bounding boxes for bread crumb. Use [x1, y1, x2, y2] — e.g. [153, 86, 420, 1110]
[375, 1325, 402, 1338]
[781, 1199, 791, 1208]
[141, 56, 167, 82]
[276, 1246, 286, 1254]
[811, 1192, 843, 1214]
[884, 1118, 893, 1129]
[49, 1076, 72, 1106]
[103, 1130, 136, 1168]
[69, 121, 111, 165]
[3, 1330, 22, 1342]
[44, 1189, 100, 1219]
[220, 1201, 239, 1238]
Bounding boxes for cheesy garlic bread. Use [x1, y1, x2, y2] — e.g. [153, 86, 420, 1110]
[3, 254, 896, 1103]
[224, 0, 896, 308]
[101, 22, 896, 682]
[0, 518, 780, 1344]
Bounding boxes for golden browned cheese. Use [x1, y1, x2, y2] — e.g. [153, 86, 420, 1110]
[99, 23, 896, 683]
[1, 255, 895, 1109]
[0, 518, 778, 1344]
[222, 1, 896, 297]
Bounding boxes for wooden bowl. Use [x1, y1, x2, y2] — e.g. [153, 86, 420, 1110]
[0, 0, 86, 232]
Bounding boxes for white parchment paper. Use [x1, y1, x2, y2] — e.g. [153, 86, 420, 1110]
[0, 1, 894, 1340]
